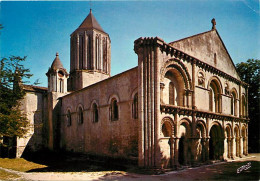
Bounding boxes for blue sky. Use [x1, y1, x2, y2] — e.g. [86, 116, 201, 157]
[1, 0, 259, 87]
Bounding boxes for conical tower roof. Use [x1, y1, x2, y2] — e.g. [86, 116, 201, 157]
[75, 9, 106, 33]
[50, 52, 64, 70]
[46, 52, 67, 76]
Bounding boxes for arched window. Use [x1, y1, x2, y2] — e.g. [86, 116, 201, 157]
[78, 106, 83, 124]
[92, 103, 98, 123]
[231, 94, 234, 115]
[242, 95, 246, 118]
[132, 93, 138, 119]
[59, 79, 64, 93]
[67, 110, 71, 126]
[230, 91, 237, 116]
[95, 35, 99, 69]
[103, 37, 107, 73]
[110, 98, 118, 121]
[209, 88, 213, 111]
[162, 121, 172, 137]
[169, 82, 175, 105]
[209, 80, 221, 113]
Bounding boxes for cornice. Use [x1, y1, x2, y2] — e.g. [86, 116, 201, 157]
[160, 104, 249, 122]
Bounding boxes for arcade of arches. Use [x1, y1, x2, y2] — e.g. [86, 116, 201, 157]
[160, 117, 248, 168]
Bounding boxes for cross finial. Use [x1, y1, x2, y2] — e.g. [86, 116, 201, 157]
[211, 18, 216, 30]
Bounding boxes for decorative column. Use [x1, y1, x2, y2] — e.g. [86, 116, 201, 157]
[231, 137, 234, 159]
[246, 125, 249, 156]
[191, 59, 196, 108]
[243, 137, 246, 155]
[76, 33, 79, 70]
[239, 136, 243, 157]
[169, 137, 175, 168]
[174, 138, 180, 168]
[239, 85, 242, 117]
[205, 138, 210, 162]
[134, 37, 164, 168]
[235, 137, 239, 157]
[84, 32, 88, 69]
[201, 138, 206, 162]
[92, 33, 96, 70]
[227, 138, 231, 158]
[191, 138, 200, 165]
[160, 83, 165, 104]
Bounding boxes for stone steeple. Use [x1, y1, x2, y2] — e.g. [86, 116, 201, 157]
[46, 52, 68, 93]
[68, 9, 111, 91]
[78, 9, 105, 33]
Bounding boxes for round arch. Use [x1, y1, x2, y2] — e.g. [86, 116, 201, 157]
[196, 120, 207, 138]
[234, 124, 241, 157]
[160, 58, 192, 90]
[241, 124, 247, 155]
[209, 121, 224, 160]
[225, 124, 233, 138]
[161, 117, 175, 137]
[178, 118, 192, 138]
[108, 94, 120, 104]
[207, 76, 223, 94]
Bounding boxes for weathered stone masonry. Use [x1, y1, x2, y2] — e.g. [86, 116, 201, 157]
[7, 10, 249, 170]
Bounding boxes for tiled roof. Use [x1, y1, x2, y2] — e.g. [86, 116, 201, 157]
[78, 9, 105, 33]
[50, 52, 64, 70]
[23, 84, 47, 92]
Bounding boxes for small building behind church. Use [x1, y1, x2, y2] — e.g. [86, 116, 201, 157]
[1, 10, 249, 169]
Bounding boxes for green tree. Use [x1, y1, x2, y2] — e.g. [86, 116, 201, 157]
[236, 59, 260, 153]
[0, 56, 32, 155]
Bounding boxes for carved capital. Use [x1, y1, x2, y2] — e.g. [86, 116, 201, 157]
[160, 82, 165, 89]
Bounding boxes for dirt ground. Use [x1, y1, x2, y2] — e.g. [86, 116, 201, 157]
[1, 153, 259, 181]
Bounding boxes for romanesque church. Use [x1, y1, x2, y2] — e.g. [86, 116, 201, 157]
[4, 10, 249, 168]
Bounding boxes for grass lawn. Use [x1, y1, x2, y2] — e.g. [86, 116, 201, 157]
[0, 169, 20, 180]
[0, 158, 47, 172]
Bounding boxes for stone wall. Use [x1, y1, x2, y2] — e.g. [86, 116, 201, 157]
[17, 87, 48, 157]
[60, 67, 138, 158]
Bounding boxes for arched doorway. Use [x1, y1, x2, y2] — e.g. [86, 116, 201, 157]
[234, 125, 240, 157]
[160, 118, 174, 168]
[178, 135, 185, 165]
[241, 125, 247, 155]
[195, 122, 206, 162]
[209, 123, 224, 160]
[225, 125, 232, 159]
[178, 120, 191, 165]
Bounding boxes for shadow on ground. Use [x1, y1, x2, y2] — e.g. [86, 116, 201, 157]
[22, 152, 260, 181]
[23, 150, 135, 173]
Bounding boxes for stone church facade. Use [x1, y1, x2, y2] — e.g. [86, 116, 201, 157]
[10, 10, 249, 168]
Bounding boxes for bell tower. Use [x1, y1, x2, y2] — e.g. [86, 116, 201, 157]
[68, 9, 111, 91]
[46, 52, 68, 93]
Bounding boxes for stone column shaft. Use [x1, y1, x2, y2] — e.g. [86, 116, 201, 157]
[174, 138, 179, 167]
[76, 34, 79, 70]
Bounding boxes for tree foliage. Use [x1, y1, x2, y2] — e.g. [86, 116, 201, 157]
[0, 56, 32, 138]
[236, 59, 260, 152]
